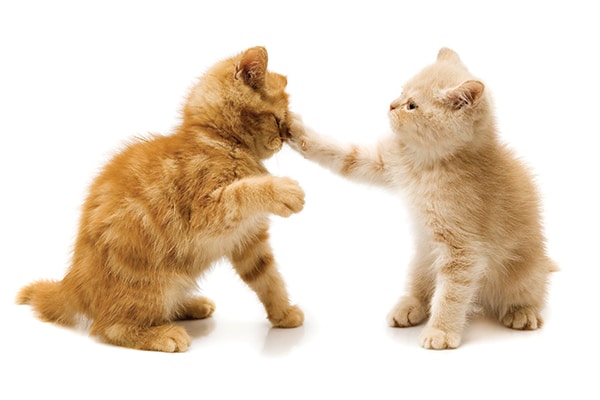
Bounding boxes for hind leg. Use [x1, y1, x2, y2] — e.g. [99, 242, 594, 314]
[89, 278, 195, 352]
[492, 258, 550, 331]
[501, 306, 543, 330]
[176, 296, 216, 320]
[96, 322, 191, 352]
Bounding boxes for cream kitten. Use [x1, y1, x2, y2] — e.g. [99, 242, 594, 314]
[289, 48, 556, 349]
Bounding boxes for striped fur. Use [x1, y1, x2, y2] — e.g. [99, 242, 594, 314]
[16, 47, 304, 352]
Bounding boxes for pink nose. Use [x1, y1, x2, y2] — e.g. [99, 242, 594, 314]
[389, 101, 399, 111]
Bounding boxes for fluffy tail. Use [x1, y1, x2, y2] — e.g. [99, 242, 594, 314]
[16, 280, 77, 326]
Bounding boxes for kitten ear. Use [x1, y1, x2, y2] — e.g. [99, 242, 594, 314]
[437, 47, 461, 63]
[443, 80, 485, 110]
[236, 46, 268, 89]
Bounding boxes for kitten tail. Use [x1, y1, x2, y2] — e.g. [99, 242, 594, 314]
[16, 280, 76, 326]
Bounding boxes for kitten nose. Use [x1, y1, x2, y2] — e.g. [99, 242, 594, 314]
[390, 100, 400, 111]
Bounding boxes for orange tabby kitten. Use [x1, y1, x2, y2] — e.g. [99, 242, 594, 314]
[17, 46, 305, 352]
[289, 48, 555, 349]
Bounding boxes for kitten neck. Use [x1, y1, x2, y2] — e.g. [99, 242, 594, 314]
[180, 121, 264, 160]
[398, 121, 499, 170]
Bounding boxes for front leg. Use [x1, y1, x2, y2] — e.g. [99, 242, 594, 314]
[229, 227, 303, 328]
[419, 252, 482, 350]
[193, 175, 304, 234]
[288, 114, 392, 186]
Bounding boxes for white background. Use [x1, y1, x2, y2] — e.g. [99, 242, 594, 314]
[1, 1, 598, 398]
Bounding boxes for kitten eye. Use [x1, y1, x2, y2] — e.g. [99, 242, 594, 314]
[406, 100, 418, 111]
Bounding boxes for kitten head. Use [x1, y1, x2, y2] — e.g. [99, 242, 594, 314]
[183, 46, 290, 159]
[388, 48, 492, 159]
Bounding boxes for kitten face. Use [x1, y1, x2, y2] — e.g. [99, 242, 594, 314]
[240, 69, 290, 159]
[184, 46, 290, 159]
[388, 48, 486, 158]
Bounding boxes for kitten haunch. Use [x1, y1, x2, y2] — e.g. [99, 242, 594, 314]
[290, 47, 556, 349]
[17, 46, 305, 352]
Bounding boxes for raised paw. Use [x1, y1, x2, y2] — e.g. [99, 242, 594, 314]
[177, 296, 216, 320]
[286, 113, 308, 152]
[419, 326, 461, 350]
[501, 307, 542, 330]
[270, 177, 305, 217]
[387, 296, 427, 327]
[269, 305, 304, 328]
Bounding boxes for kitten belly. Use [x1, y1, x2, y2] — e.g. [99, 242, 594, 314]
[163, 274, 199, 318]
[158, 215, 269, 318]
[196, 215, 267, 253]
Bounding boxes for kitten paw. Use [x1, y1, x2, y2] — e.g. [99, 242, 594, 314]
[269, 305, 304, 328]
[286, 113, 315, 154]
[178, 296, 216, 320]
[387, 296, 427, 327]
[419, 326, 461, 350]
[147, 324, 191, 353]
[270, 177, 305, 217]
[501, 307, 542, 330]
[286, 113, 306, 147]
[102, 323, 191, 352]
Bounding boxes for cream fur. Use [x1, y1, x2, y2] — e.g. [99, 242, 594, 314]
[289, 47, 555, 350]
